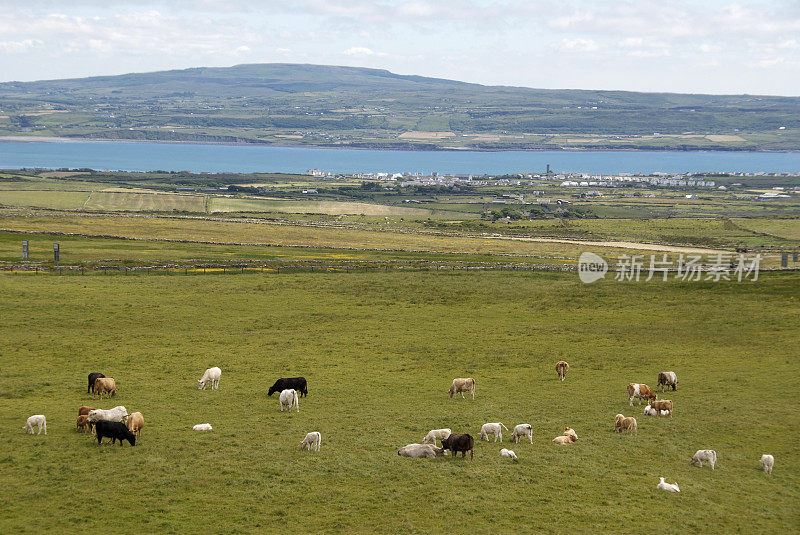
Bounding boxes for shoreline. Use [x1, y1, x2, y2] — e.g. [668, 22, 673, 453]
[1, 136, 798, 154]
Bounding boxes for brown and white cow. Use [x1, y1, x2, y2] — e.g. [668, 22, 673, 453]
[555, 361, 569, 381]
[627, 383, 656, 406]
[448, 378, 475, 400]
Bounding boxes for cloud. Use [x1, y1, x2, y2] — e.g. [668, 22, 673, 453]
[555, 38, 599, 52]
[343, 46, 386, 57]
[234, 45, 251, 54]
[0, 39, 43, 53]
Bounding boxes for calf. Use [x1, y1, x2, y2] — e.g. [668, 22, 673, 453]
[657, 477, 680, 493]
[440, 433, 474, 459]
[279, 389, 299, 412]
[76, 415, 89, 433]
[93, 377, 117, 399]
[651, 399, 673, 417]
[87, 372, 105, 394]
[126, 412, 144, 437]
[422, 428, 451, 446]
[553, 434, 577, 445]
[627, 383, 656, 406]
[555, 360, 569, 381]
[480, 422, 508, 442]
[614, 414, 625, 432]
[644, 405, 658, 417]
[398, 444, 445, 458]
[268, 377, 308, 397]
[448, 378, 475, 400]
[761, 454, 774, 474]
[197, 367, 221, 390]
[500, 448, 518, 461]
[193, 423, 213, 431]
[95, 420, 135, 446]
[23, 415, 46, 435]
[657, 371, 677, 392]
[510, 424, 533, 444]
[299, 432, 322, 452]
[690, 449, 717, 470]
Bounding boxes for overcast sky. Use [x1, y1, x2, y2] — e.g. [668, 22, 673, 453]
[1, 0, 799, 95]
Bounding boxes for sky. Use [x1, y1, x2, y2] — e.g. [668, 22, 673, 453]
[1, 0, 799, 95]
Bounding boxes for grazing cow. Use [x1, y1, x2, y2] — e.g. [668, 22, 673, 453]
[422, 428, 451, 446]
[279, 389, 299, 412]
[87, 372, 105, 394]
[77, 415, 89, 433]
[510, 424, 533, 444]
[23, 415, 46, 435]
[761, 454, 774, 474]
[95, 420, 135, 446]
[398, 444, 445, 458]
[690, 449, 717, 470]
[78, 406, 94, 417]
[193, 423, 213, 431]
[267, 377, 308, 397]
[614, 414, 625, 432]
[620, 417, 637, 435]
[448, 378, 475, 400]
[480, 422, 508, 442]
[440, 434, 474, 459]
[197, 367, 221, 390]
[627, 383, 656, 406]
[87, 406, 129, 434]
[299, 432, 322, 452]
[555, 361, 570, 381]
[500, 449, 518, 461]
[651, 400, 673, 417]
[657, 477, 680, 493]
[93, 377, 117, 399]
[657, 371, 677, 392]
[126, 412, 144, 438]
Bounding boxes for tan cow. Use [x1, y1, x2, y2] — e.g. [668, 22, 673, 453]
[627, 383, 656, 406]
[448, 378, 475, 400]
[651, 399, 673, 416]
[126, 412, 144, 437]
[621, 417, 638, 435]
[614, 414, 625, 433]
[555, 361, 569, 381]
[93, 377, 118, 399]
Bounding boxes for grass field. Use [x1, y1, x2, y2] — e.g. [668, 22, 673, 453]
[1, 271, 798, 533]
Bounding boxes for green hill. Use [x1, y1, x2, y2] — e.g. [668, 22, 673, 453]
[1, 63, 799, 150]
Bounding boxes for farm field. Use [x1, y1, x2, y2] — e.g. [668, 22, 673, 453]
[0, 271, 798, 533]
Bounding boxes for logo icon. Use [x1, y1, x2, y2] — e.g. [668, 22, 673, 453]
[578, 252, 608, 283]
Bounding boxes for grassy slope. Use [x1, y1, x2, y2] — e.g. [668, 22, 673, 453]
[0, 271, 798, 533]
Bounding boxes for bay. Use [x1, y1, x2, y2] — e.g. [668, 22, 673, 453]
[1, 140, 799, 174]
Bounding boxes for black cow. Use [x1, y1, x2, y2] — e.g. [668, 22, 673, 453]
[87, 372, 105, 394]
[441, 433, 474, 459]
[95, 420, 136, 446]
[268, 377, 308, 397]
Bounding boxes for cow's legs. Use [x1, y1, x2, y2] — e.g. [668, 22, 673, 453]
[528, 434, 533, 444]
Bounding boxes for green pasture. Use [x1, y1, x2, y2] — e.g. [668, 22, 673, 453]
[0, 271, 797, 533]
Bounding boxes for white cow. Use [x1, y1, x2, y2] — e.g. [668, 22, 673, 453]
[510, 424, 533, 444]
[657, 477, 680, 493]
[761, 454, 774, 474]
[500, 448, 518, 461]
[690, 449, 717, 470]
[480, 422, 508, 442]
[198, 367, 221, 390]
[644, 405, 658, 416]
[279, 388, 299, 412]
[193, 423, 213, 431]
[299, 432, 322, 451]
[398, 444, 445, 458]
[23, 415, 46, 435]
[87, 406, 128, 428]
[422, 428, 451, 446]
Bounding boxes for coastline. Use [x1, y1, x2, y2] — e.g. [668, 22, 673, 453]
[1, 135, 798, 153]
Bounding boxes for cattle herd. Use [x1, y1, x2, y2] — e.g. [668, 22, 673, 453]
[22, 362, 776, 492]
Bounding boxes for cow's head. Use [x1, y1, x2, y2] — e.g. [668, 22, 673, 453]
[432, 447, 445, 458]
[267, 386, 277, 396]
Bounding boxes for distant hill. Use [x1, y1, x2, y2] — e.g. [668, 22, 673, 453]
[1, 63, 799, 151]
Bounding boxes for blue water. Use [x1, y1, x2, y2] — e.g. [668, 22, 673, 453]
[1, 140, 799, 174]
